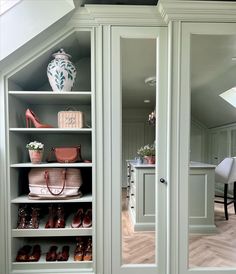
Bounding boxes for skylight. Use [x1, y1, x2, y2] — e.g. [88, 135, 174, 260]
[0, 0, 21, 15]
[219, 87, 236, 108]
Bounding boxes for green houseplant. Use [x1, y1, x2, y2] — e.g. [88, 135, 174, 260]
[137, 144, 155, 164]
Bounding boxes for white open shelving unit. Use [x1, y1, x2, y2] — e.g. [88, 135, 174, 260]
[5, 29, 95, 273]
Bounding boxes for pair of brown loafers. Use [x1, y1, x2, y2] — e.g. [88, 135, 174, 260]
[46, 245, 69, 261]
[16, 245, 41, 262]
[45, 204, 65, 229]
[71, 208, 92, 228]
[74, 237, 92, 261]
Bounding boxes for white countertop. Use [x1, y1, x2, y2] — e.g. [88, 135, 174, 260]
[129, 161, 216, 169]
[190, 161, 216, 169]
[131, 163, 155, 168]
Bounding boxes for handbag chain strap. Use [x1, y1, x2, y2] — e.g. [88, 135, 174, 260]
[44, 169, 66, 196]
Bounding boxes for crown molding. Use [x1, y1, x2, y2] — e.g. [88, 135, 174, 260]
[80, 5, 166, 26]
[67, 6, 98, 27]
[158, 1, 236, 23]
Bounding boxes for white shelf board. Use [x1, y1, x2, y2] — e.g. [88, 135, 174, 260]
[8, 91, 92, 105]
[12, 257, 93, 271]
[9, 128, 92, 134]
[11, 194, 93, 204]
[10, 162, 93, 168]
[12, 228, 92, 238]
[12, 242, 93, 271]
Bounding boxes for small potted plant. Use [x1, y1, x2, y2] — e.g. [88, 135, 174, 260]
[137, 144, 155, 164]
[26, 141, 44, 164]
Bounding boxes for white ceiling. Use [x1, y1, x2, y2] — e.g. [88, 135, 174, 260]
[191, 35, 236, 128]
[121, 38, 156, 109]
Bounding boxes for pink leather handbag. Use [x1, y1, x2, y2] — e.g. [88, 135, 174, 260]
[28, 168, 83, 199]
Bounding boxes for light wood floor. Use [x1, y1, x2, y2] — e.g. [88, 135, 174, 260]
[122, 194, 155, 264]
[122, 190, 236, 267]
[189, 203, 236, 268]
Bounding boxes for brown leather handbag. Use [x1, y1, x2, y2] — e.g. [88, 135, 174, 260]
[47, 146, 82, 163]
[28, 168, 83, 199]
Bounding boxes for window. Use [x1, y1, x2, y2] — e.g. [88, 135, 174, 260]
[219, 87, 236, 108]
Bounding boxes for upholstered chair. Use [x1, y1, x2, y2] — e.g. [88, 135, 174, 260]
[215, 157, 236, 220]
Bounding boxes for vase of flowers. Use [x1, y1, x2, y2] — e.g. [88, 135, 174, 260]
[137, 144, 155, 164]
[26, 141, 44, 164]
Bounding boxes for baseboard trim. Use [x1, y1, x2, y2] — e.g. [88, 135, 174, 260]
[189, 224, 217, 234]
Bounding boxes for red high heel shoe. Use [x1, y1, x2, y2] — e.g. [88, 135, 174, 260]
[25, 109, 53, 128]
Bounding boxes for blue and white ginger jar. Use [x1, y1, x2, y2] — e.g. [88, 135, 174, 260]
[47, 48, 77, 91]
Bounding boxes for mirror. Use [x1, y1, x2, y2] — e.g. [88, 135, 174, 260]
[121, 38, 156, 264]
[189, 34, 236, 268]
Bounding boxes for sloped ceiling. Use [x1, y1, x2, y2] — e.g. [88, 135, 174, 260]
[0, 0, 75, 62]
[191, 35, 236, 128]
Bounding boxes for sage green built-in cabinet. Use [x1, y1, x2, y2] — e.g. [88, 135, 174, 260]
[2, 2, 236, 274]
[3, 28, 96, 274]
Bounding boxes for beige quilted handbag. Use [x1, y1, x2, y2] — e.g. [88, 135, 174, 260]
[58, 107, 84, 128]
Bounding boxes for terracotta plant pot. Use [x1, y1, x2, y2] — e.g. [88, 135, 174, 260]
[145, 156, 155, 165]
[29, 150, 43, 164]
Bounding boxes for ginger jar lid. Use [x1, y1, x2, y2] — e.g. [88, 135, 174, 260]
[52, 48, 71, 60]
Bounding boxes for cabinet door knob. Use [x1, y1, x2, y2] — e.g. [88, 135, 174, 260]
[160, 178, 167, 184]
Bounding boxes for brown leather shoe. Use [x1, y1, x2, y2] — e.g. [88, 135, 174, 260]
[16, 245, 31, 262]
[28, 207, 40, 229]
[82, 209, 92, 228]
[46, 246, 58, 261]
[54, 204, 65, 228]
[57, 245, 69, 261]
[17, 206, 28, 229]
[71, 208, 83, 228]
[28, 245, 41, 262]
[83, 238, 92, 261]
[45, 205, 55, 229]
